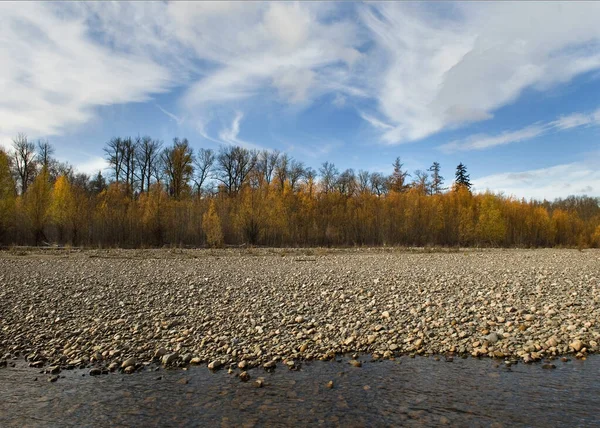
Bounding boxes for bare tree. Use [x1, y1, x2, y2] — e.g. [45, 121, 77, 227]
[358, 170, 371, 194]
[104, 137, 124, 184]
[303, 167, 317, 196]
[370, 172, 387, 196]
[135, 136, 162, 194]
[319, 161, 338, 194]
[335, 168, 357, 196]
[274, 153, 289, 191]
[36, 139, 54, 170]
[257, 149, 279, 186]
[288, 159, 305, 191]
[215, 145, 257, 194]
[121, 137, 137, 194]
[412, 169, 431, 194]
[162, 138, 194, 199]
[12, 133, 37, 194]
[193, 148, 215, 196]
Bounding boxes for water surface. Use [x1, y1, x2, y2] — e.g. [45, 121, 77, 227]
[1, 356, 598, 427]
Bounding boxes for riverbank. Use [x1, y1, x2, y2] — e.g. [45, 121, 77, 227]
[1, 248, 598, 375]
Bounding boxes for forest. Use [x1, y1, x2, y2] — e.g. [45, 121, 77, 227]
[1, 133, 599, 248]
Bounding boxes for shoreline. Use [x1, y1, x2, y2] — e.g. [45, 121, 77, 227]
[0, 353, 593, 383]
[1, 248, 598, 379]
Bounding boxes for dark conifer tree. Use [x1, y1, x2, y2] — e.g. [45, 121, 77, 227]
[454, 162, 471, 190]
[428, 161, 444, 194]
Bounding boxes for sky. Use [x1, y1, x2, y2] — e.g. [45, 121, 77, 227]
[1, 1, 600, 201]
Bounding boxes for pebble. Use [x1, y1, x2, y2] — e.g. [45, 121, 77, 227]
[569, 340, 584, 352]
[208, 360, 222, 370]
[1, 248, 599, 372]
[121, 358, 136, 369]
[162, 353, 179, 366]
[263, 360, 277, 370]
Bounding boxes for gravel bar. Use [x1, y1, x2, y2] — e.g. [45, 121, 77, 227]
[1, 248, 599, 375]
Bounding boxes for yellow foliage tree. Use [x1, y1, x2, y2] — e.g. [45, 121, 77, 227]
[0, 150, 16, 243]
[202, 200, 224, 247]
[476, 194, 506, 245]
[140, 183, 170, 246]
[25, 166, 52, 244]
[50, 175, 76, 244]
[591, 225, 600, 248]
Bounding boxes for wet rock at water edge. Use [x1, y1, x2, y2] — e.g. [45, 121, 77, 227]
[570, 340, 584, 352]
[47, 365, 60, 374]
[239, 371, 250, 382]
[349, 360, 362, 368]
[263, 360, 277, 370]
[162, 353, 179, 366]
[208, 360, 222, 370]
[123, 366, 136, 374]
[89, 368, 102, 376]
[121, 358, 136, 369]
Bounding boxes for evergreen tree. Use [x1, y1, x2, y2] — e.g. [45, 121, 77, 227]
[454, 162, 471, 191]
[90, 171, 107, 195]
[428, 162, 444, 194]
[389, 157, 410, 193]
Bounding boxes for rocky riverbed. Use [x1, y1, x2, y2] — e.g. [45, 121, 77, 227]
[0, 248, 598, 378]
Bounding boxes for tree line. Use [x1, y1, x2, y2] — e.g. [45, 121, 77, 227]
[1, 133, 599, 248]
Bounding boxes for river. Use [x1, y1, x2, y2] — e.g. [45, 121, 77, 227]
[1, 356, 598, 427]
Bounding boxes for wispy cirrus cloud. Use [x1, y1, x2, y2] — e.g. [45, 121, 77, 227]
[473, 158, 600, 200]
[156, 105, 185, 126]
[358, 2, 600, 144]
[217, 112, 261, 150]
[0, 2, 173, 140]
[440, 108, 600, 152]
[3, 0, 600, 161]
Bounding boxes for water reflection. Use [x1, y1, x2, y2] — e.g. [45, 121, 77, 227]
[1, 356, 598, 427]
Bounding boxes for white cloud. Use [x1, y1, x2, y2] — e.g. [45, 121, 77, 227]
[76, 156, 109, 176]
[156, 105, 184, 126]
[0, 3, 173, 141]
[359, 2, 600, 144]
[440, 108, 600, 152]
[217, 112, 261, 150]
[473, 160, 600, 200]
[4, 1, 600, 154]
[358, 112, 394, 131]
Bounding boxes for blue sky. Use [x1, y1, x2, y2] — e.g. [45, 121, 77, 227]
[1, 1, 600, 200]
